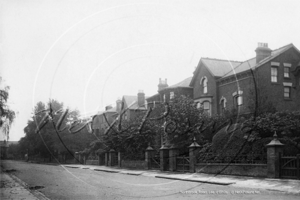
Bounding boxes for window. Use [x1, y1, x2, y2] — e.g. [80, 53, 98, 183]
[220, 99, 226, 114]
[233, 95, 243, 109]
[196, 102, 201, 109]
[170, 92, 174, 100]
[284, 87, 291, 98]
[203, 101, 210, 115]
[123, 113, 128, 120]
[284, 67, 290, 78]
[202, 78, 208, 94]
[271, 67, 278, 82]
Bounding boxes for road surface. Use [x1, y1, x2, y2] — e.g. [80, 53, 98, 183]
[1, 160, 299, 200]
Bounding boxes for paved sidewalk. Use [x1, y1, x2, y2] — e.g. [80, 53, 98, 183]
[0, 169, 49, 200]
[63, 164, 300, 195]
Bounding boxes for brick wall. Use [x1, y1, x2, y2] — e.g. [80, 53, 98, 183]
[254, 48, 300, 112]
[191, 62, 218, 115]
[218, 75, 253, 114]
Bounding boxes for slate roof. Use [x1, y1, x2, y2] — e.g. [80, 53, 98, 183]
[146, 93, 160, 100]
[221, 43, 299, 79]
[201, 58, 242, 77]
[222, 57, 257, 78]
[146, 77, 193, 100]
[163, 77, 193, 89]
[190, 58, 242, 86]
[123, 95, 148, 110]
[97, 107, 117, 115]
[192, 43, 300, 83]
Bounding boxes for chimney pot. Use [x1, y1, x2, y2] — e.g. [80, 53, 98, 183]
[158, 77, 168, 92]
[255, 42, 271, 64]
[137, 90, 145, 107]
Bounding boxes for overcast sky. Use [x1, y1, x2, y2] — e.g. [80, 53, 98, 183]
[1, 0, 300, 141]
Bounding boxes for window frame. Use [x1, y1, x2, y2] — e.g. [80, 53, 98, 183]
[202, 101, 210, 115]
[233, 95, 243, 109]
[203, 78, 208, 94]
[170, 92, 174, 100]
[271, 66, 278, 83]
[284, 86, 291, 99]
[220, 99, 226, 114]
[200, 76, 208, 94]
[284, 67, 290, 78]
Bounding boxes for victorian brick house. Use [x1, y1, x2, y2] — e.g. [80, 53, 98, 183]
[92, 91, 148, 136]
[92, 105, 118, 137]
[119, 91, 148, 120]
[190, 43, 300, 116]
[146, 77, 193, 108]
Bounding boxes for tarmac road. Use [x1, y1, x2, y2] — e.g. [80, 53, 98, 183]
[1, 160, 299, 200]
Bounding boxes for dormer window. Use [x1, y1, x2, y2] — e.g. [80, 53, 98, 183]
[200, 77, 208, 94]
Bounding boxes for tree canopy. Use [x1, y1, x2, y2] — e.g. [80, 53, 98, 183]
[85, 95, 230, 159]
[0, 77, 15, 140]
[18, 99, 95, 158]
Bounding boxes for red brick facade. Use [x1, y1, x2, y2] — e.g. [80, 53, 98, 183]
[147, 77, 193, 108]
[190, 43, 300, 116]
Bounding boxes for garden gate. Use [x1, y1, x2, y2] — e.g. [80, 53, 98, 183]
[279, 154, 300, 180]
[176, 155, 190, 172]
[151, 152, 161, 169]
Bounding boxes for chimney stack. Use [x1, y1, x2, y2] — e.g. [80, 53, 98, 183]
[105, 105, 112, 111]
[255, 43, 272, 64]
[137, 90, 145, 107]
[116, 98, 122, 113]
[158, 78, 168, 92]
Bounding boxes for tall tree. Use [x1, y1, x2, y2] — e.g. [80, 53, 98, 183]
[19, 99, 95, 158]
[0, 77, 15, 140]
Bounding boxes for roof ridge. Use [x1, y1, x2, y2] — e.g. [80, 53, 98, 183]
[221, 57, 256, 78]
[202, 57, 242, 63]
[271, 43, 293, 52]
[220, 43, 294, 79]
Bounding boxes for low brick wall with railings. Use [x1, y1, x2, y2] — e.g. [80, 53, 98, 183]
[86, 160, 98, 165]
[121, 160, 147, 169]
[195, 163, 267, 177]
[196, 153, 267, 177]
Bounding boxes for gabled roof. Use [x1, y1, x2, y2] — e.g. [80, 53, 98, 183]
[191, 43, 300, 83]
[201, 58, 242, 77]
[222, 57, 257, 78]
[256, 43, 298, 68]
[221, 43, 299, 80]
[95, 106, 117, 116]
[146, 93, 159, 100]
[123, 95, 148, 110]
[190, 58, 242, 86]
[160, 77, 193, 91]
[147, 77, 193, 100]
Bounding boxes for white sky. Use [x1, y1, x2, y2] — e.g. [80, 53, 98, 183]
[1, 0, 300, 141]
